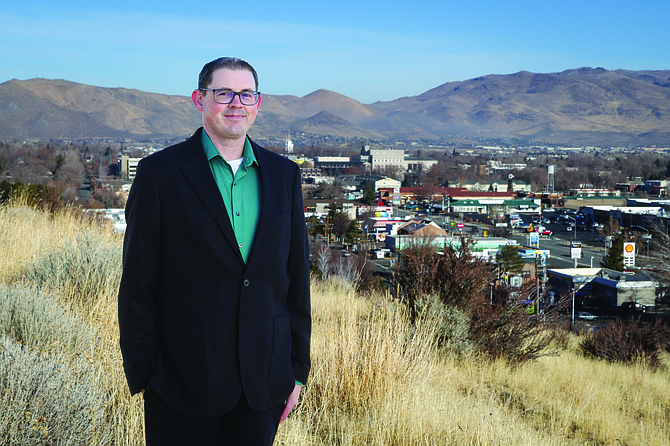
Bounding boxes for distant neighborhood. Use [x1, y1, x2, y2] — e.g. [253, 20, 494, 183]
[1, 132, 670, 321]
[100, 136, 670, 317]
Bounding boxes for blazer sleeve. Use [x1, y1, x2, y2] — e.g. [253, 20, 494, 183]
[118, 158, 162, 395]
[286, 162, 312, 386]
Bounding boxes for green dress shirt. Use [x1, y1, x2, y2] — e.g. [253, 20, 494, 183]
[201, 131, 303, 387]
[201, 131, 261, 264]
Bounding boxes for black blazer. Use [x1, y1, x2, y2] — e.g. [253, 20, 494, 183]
[118, 129, 311, 418]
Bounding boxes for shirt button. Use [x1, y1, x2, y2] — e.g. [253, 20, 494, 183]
[243, 279, 250, 287]
[236, 212, 241, 216]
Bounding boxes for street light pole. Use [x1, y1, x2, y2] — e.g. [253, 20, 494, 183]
[567, 216, 576, 241]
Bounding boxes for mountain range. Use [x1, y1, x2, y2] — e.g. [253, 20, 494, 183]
[2, 67, 670, 147]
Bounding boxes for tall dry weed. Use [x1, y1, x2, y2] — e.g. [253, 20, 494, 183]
[289, 278, 440, 444]
[278, 279, 590, 446]
[2, 202, 669, 446]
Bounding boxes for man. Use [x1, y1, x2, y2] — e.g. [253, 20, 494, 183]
[118, 57, 311, 445]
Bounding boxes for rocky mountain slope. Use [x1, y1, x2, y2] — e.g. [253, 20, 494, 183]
[2, 68, 669, 146]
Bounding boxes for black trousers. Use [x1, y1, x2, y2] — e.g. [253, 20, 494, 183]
[144, 391, 284, 446]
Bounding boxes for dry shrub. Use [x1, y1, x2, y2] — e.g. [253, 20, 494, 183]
[412, 293, 473, 356]
[395, 235, 493, 311]
[579, 319, 670, 368]
[394, 236, 443, 310]
[17, 229, 122, 312]
[0, 203, 141, 445]
[0, 283, 99, 356]
[468, 283, 570, 364]
[0, 334, 112, 445]
[395, 235, 566, 364]
[0, 283, 110, 443]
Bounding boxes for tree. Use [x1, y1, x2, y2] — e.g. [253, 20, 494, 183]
[496, 245, 525, 276]
[306, 180, 343, 199]
[601, 216, 620, 238]
[331, 211, 350, 242]
[361, 183, 376, 205]
[601, 236, 624, 271]
[344, 219, 364, 246]
[638, 222, 670, 298]
[312, 243, 333, 278]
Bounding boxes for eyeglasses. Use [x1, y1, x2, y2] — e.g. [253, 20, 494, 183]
[199, 89, 260, 105]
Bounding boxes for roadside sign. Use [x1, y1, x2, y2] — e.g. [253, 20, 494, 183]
[457, 223, 464, 232]
[623, 242, 635, 267]
[571, 241, 582, 260]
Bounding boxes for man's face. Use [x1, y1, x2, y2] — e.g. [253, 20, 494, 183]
[191, 68, 259, 142]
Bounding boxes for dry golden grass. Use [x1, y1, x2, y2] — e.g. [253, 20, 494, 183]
[1, 202, 669, 445]
[0, 202, 144, 445]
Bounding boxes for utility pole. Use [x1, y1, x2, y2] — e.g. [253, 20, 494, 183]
[535, 254, 540, 314]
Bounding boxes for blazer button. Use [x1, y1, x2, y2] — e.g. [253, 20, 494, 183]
[243, 279, 250, 287]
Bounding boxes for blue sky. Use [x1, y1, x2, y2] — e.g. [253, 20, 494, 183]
[1, 0, 668, 104]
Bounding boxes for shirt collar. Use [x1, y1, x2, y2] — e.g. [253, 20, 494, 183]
[201, 129, 258, 167]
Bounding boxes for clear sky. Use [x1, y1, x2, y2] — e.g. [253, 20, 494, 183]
[1, 0, 668, 104]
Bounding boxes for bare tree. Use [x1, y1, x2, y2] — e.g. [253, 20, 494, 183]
[333, 256, 362, 289]
[600, 217, 620, 238]
[638, 222, 670, 299]
[313, 243, 333, 278]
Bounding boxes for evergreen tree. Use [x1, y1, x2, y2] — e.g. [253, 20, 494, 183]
[496, 245, 525, 275]
[362, 183, 376, 205]
[601, 236, 625, 271]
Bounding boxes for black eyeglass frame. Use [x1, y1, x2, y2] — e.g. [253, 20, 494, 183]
[199, 88, 261, 105]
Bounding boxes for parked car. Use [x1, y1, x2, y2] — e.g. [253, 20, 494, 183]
[566, 223, 587, 232]
[621, 302, 646, 313]
[577, 312, 597, 321]
[589, 222, 604, 232]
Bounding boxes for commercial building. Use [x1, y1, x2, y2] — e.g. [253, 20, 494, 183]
[547, 267, 658, 308]
[120, 155, 142, 180]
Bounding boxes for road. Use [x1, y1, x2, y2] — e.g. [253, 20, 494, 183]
[390, 207, 606, 269]
[507, 230, 605, 269]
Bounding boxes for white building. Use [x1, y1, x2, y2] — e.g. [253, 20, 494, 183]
[120, 156, 142, 181]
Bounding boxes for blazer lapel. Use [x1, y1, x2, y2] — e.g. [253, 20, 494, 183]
[179, 131, 243, 263]
[249, 141, 280, 258]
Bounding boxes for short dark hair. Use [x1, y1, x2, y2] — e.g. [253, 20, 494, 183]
[198, 57, 259, 91]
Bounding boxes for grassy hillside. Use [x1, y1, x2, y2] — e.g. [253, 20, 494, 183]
[0, 202, 668, 445]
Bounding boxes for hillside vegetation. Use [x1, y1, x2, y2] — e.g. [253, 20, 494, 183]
[0, 201, 668, 445]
